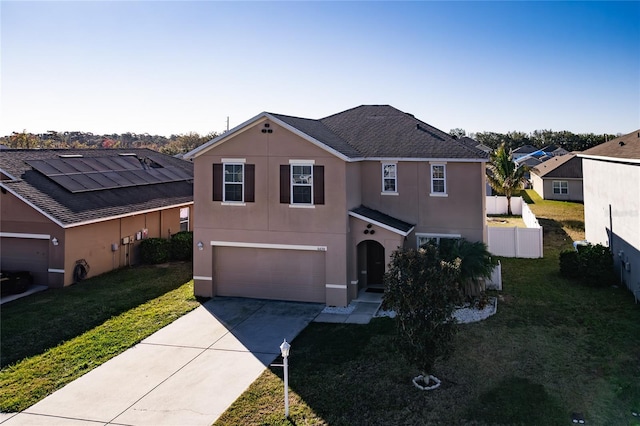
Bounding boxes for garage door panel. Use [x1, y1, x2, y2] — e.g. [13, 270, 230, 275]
[214, 247, 325, 303]
[0, 238, 48, 285]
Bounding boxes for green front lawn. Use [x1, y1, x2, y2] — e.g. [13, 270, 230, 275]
[215, 192, 640, 425]
[0, 262, 199, 412]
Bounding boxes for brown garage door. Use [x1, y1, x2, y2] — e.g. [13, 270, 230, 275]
[213, 246, 325, 303]
[0, 238, 49, 285]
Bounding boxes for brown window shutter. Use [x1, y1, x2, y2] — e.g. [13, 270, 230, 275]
[280, 165, 290, 204]
[313, 165, 325, 205]
[213, 163, 223, 201]
[245, 164, 255, 202]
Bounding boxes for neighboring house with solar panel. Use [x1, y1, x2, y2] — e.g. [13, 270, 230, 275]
[0, 148, 193, 288]
[530, 153, 583, 201]
[184, 105, 489, 307]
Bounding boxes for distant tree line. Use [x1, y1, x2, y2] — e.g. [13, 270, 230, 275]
[0, 131, 218, 155]
[449, 128, 619, 152]
[1, 127, 619, 155]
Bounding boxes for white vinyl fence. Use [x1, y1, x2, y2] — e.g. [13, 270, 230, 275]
[487, 196, 543, 258]
[486, 196, 523, 215]
[485, 261, 502, 290]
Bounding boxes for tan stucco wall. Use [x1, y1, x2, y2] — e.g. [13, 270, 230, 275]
[192, 119, 350, 304]
[63, 207, 189, 286]
[0, 191, 64, 286]
[1, 187, 191, 287]
[359, 160, 486, 244]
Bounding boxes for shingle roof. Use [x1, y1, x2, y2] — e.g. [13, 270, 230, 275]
[581, 130, 640, 160]
[532, 154, 582, 178]
[318, 105, 487, 159]
[0, 148, 193, 227]
[349, 205, 414, 236]
[512, 145, 539, 154]
[188, 105, 488, 162]
[268, 113, 361, 158]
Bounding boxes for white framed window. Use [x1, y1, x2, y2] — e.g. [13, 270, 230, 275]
[417, 233, 461, 250]
[224, 163, 244, 202]
[291, 164, 313, 204]
[552, 180, 568, 195]
[382, 163, 397, 193]
[430, 164, 447, 195]
[179, 207, 190, 232]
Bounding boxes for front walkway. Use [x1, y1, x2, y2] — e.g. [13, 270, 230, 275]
[313, 289, 383, 324]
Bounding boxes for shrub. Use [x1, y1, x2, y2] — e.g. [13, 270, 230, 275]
[559, 244, 614, 287]
[579, 244, 614, 287]
[140, 238, 171, 264]
[559, 250, 581, 279]
[170, 231, 193, 261]
[383, 244, 463, 377]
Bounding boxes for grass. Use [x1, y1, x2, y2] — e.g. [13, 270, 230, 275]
[215, 191, 640, 425]
[0, 262, 199, 412]
[487, 215, 527, 228]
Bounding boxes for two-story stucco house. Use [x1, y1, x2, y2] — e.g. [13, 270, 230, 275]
[579, 130, 640, 303]
[185, 105, 488, 306]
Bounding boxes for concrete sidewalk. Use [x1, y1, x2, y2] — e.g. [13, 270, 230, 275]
[1, 298, 323, 426]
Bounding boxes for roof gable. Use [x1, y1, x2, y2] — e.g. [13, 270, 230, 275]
[532, 154, 582, 178]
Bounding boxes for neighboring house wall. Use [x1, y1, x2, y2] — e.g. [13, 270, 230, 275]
[0, 191, 62, 286]
[532, 174, 583, 201]
[0, 188, 191, 287]
[583, 159, 639, 300]
[62, 207, 188, 287]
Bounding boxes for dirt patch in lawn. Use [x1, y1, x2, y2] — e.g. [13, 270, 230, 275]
[486, 215, 527, 228]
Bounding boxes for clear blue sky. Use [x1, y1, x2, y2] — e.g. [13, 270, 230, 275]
[1, 1, 639, 137]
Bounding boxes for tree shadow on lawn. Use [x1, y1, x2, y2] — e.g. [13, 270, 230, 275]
[0, 262, 193, 368]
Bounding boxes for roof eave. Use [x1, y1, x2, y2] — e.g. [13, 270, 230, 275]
[348, 211, 414, 237]
[577, 153, 640, 165]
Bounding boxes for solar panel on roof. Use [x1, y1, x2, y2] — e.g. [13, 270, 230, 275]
[50, 175, 85, 192]
[26, 155, 191, 193]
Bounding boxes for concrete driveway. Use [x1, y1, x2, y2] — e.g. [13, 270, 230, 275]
[0, 298, 323, 426]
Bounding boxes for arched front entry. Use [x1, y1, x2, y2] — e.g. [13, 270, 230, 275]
[356, 240, 385, 290]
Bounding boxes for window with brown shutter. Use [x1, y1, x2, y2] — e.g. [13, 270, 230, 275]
[280, 165, 290, 203]
[213, 162, 255, 203]
[281, 164, 325, 205]
[313, 165, 324, 205]
[213, 163, 223, 201]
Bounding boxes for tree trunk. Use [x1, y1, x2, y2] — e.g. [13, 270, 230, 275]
[507, 195, 512, 216]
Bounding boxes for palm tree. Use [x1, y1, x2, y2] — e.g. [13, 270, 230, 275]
[438, 239, 497, 298]
[486, 143, 529, 215]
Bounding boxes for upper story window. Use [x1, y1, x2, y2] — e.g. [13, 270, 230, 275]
[224, 163, 244, 202]
[280, 161, 324, 206]
[552, 180, 568, 195]
[291, 164, 313, 204]
[212, 160, 255, 204]
[430, 164, 447, 196]
[382, 163, 397, 193]
[179, 207, 190, 232]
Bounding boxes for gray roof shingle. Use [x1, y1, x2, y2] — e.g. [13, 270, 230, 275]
[581, 130, 640, 160]
[0, 148, 193, 227]
[350, 205, 414, 235]
[272, 105, 487, 160]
